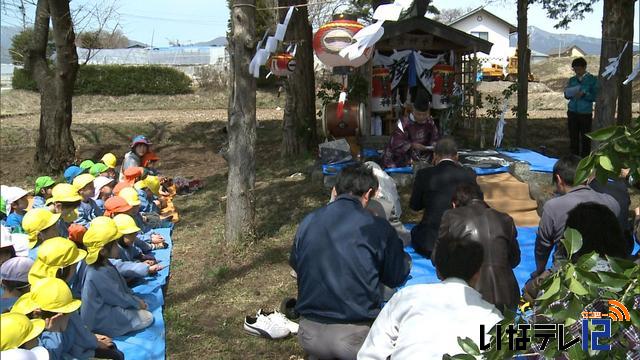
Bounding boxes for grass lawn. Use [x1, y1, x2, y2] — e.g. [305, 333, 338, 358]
[1, 89, 638, 359]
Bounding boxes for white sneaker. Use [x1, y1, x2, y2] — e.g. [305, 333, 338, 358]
[260, 309, 299, 335]
[244, 313, 290, 339]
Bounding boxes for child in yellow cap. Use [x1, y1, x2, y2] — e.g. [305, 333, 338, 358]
[119, 187, 166, 247]
[100, 153, 118, 180]
[11, 277, 118, 359]
[0, 312, 45, 351]
[134, 176, 161, 215]
[81, 217, 153, 337]
[28, 237, 87, 286]
[47, 184, 82, 238]
[21, 208, 62, 250]
[112, 214, 161, 281]
[72, 174, 103, 228]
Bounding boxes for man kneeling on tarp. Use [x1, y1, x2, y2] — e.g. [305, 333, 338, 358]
[290, 165, 410, 360]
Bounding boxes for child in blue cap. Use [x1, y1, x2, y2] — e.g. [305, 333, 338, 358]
[63, 165, 85, 184]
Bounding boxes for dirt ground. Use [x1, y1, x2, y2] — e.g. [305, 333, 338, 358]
[1, 88, 638, 359]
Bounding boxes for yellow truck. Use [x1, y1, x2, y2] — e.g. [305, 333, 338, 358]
[481, 50, 535, 82]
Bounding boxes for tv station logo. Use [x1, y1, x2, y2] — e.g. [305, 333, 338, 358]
[479, 300, 631, 352]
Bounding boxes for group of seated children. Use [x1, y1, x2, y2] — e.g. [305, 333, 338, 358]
[0, 135, 176, 359]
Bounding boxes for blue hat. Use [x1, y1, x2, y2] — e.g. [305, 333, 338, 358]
[63, 166, 84, 183]
[131, 135, 152, 148]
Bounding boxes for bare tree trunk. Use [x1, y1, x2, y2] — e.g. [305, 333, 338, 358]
[27, 0, 78, 173]
[594, 0, 629, 130]
[516, 0, 528, 147]
[616, 0, 635, 125]
[280, 0, 317, 156]
[225, 0, 257, 243]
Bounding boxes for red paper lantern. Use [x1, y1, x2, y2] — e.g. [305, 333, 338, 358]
[313, 15, 372, 70]
[268, 53, 296, 77]
[370, 66, 392, 113]
[431, 64, 455, 109]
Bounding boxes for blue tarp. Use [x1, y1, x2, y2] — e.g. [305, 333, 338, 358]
[322, 160, 358, 176]
[471, 166, 510, 176]
[498, 148, 557, 173]
[401, 225, 640, 290]
[384, 166, 413, 174]
[113, 227, 172, 360]
[383, 165, 510, 176]
[402, 226, 543, 290]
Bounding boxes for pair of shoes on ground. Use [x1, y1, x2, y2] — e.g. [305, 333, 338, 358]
[244, 309, 299, 339]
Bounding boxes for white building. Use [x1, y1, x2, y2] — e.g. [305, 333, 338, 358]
[448, 7, 516, 66]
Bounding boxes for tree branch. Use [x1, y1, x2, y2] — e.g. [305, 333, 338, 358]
[48, 0, 78, 87]
[27, 0, 50, 87]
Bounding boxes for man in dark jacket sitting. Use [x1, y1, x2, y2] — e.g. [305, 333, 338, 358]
[410, 137, 478, 257]
[290, 165, 411, 360]
[433, 183, 521, 312]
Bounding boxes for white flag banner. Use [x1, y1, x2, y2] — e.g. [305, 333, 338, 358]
[414, 52, 444, 92]
[373, 50, 441, 91]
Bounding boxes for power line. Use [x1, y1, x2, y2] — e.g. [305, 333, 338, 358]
[120, 12, 227, 25]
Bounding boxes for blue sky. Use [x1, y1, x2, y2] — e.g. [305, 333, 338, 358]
[2, 0, 639, 47]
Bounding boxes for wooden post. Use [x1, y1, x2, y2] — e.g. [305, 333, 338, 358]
[516, 0, 528, 147]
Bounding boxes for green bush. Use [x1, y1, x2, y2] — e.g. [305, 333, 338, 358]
[11, 67, 38, 91]
[12, 65, 193, 95]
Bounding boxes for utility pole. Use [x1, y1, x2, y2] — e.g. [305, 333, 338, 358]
[19, 0, 26, 29]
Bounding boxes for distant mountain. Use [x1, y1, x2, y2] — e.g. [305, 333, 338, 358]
[511, 26, 638, 56]
[192, 37, 227, 47]
[1, 26, 22, 63]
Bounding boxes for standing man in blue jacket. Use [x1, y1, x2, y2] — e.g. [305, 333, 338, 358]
[564, 57, 598, 157]
[290, 165, 411, 360]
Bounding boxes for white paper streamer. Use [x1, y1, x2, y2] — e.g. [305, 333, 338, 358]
[339, 0, 412, 63]
[373, 3, 404, 21]
[248, 6, 295, 78]
[493, 98, 509, 147]
[623, 60, 640, 85]
[265, 36, 278, 53]
[274, 24, 287, 42]
[601, 41, 629, 80]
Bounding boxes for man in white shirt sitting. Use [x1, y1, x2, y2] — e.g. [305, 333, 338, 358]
[358, 237, 503, 359]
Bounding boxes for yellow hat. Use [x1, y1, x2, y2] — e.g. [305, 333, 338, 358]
[11, 278, 81, 315]
[72, 173, 95, 190]
[83, 217, 121, 265]
[28, 237, 87, 284]
[119, 187, 141, 206]
[134, 175, 160, 196]
[22, 208, 61, 248]
[101, 153, 117, 169]
[0, 313, 45, 350]
[113, 214, 141, 235]
[47, 183, 82, 204]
